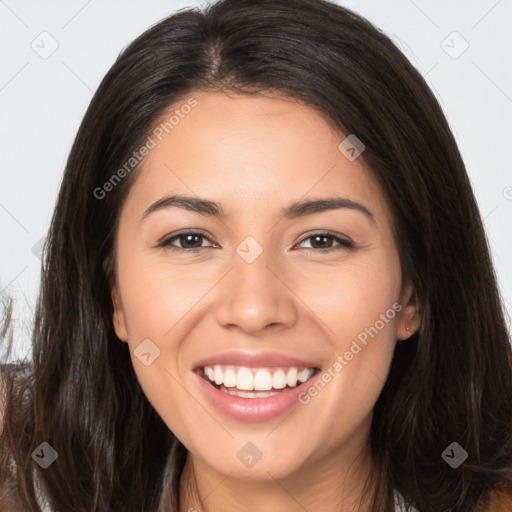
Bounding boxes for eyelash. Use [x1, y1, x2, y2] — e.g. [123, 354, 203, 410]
[157, 230, 354, 254]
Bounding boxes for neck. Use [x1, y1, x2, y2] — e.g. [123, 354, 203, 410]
[179, 434, 377, 512]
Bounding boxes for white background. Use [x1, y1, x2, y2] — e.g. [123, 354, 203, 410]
[1, 0, 511, 360]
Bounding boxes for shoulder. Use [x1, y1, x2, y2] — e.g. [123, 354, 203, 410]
[395, 486, 512, 512]
[0, 361, 33, 449]
[393, 490, 419, 511]
[0, 364, 6, 435]
[478, 484, 512, 512]
[0, 363, 16, 436]
[0, 366, 16, 511]
[0, 364, 29, 511]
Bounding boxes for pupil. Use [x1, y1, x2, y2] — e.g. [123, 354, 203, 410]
[183, 234, 201, 248]
[313, 235, 329, 248]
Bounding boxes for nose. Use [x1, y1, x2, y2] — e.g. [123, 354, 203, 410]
[214, 247, 299, 335]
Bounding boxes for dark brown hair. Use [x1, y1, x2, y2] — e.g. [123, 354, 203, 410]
[1, 0, 511, 510]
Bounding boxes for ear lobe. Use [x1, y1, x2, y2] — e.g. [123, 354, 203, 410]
[111, 284, 128, 342]
[397, 278, 422, 340]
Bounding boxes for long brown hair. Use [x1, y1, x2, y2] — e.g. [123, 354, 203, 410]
[1, 0, 511, 510]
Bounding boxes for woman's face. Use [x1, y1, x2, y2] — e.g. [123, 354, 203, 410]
[111, 90, 420, 480]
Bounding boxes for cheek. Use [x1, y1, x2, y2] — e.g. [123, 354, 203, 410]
[116, 249, 203, 339]
[115, 250, 212, 401]
[339, 271, 399, 348]
[320, 276, 400, 422]
[295, 253, 401, 347]
[292, 255, 401, 437]
[116, 250, 194, 429]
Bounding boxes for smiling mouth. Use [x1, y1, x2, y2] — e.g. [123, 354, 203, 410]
[195, 364, 320, 398]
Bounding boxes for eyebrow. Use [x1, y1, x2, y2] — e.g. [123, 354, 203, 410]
[140, 194, 376, 225]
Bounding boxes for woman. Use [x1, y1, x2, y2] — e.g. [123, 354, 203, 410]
[1, 0, 511, 510]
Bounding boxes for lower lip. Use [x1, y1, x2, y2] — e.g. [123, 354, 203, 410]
[194, 371, 316, 423]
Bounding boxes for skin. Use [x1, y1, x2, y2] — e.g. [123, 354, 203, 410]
[111, 90, 422, 512]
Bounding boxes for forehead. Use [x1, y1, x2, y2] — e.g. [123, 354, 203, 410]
[122, 90, 391, 229]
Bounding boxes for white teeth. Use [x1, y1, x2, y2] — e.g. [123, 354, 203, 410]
[205, 366, 214, 381]
[254, 369, 273, 391]
[214, 365, 223, 385]
[298, 368, 314, 383]
[286, 367, 298, 387]
[272, 369, 287, 389]
[220, 385, 281, 398]
[202, 365, 315, 392]
[237, 367, 254, 390]
[223, 368, 237, 388]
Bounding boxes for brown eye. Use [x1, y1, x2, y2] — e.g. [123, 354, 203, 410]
[296, 232, 354, 252]
[159, 231, 215, 252]
[157, 230, 353, 254]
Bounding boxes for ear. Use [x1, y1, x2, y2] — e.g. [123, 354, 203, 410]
[111, 283, 128, 342]
[396, 277, 422, 340]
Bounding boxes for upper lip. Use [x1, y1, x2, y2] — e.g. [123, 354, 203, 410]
[192, 350, 320, 370]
